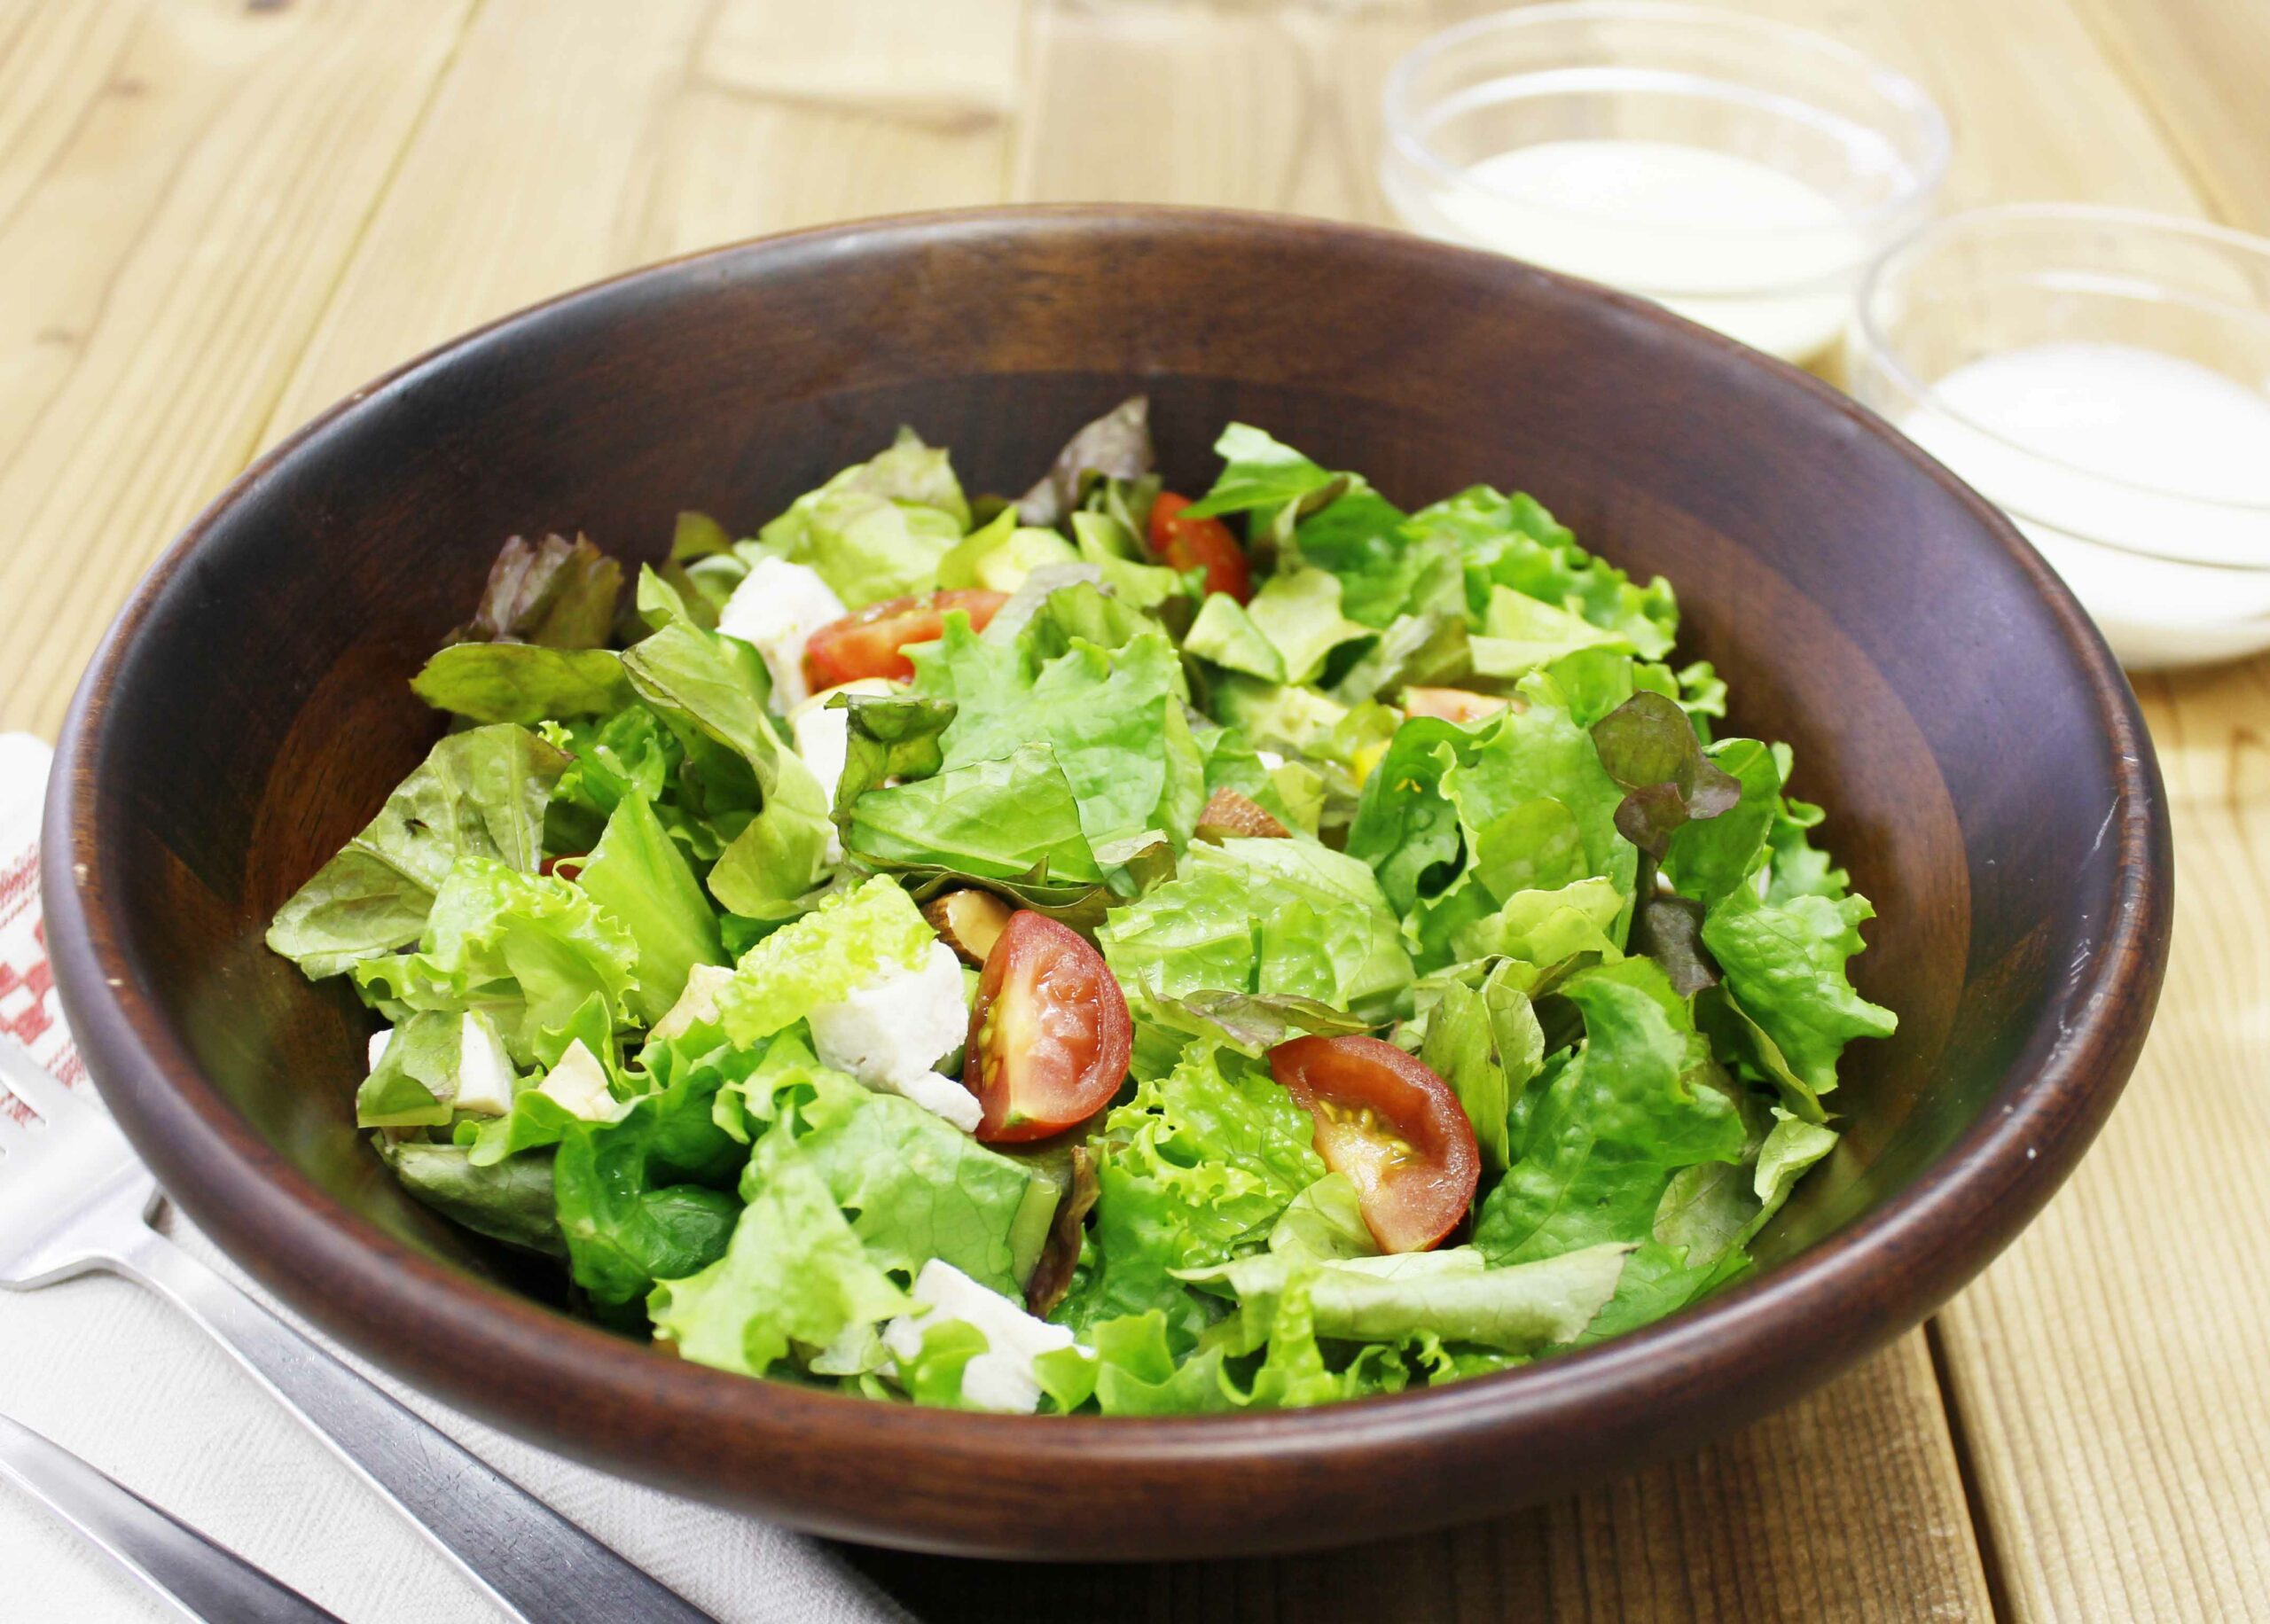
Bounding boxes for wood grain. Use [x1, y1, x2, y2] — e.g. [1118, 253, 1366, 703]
[0, 0, 476, 737]
[262, 0, 1021, 441]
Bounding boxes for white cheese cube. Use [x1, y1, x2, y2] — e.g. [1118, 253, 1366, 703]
[366, 1027, 393, 1073]
[881, 1260, 1076, 1414]
[647, 962, 737, 1045]
[717, 557, 848, 713]
[895, 1068, 983, 1135]
[808, 941, 976, 1130]
[789, 678, 895, 863]
[452, 1011, 517, 1117]
[536, 1039, 622, 1121]
[1256, 749, 1287, 771]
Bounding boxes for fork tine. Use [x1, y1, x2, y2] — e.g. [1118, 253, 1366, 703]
[0, 1099, 26, 1151]
[0, 1039, 78, 1124]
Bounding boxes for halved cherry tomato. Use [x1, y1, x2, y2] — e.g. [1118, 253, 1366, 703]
[802, 589, 1007, 689]
[1269, 1035, 1480, 1253]
[1148, 490, 1253, 604]
[540, 853, 588, 881]
[1403, 686, 1513, 725]
[965, 911, 1132, 1144]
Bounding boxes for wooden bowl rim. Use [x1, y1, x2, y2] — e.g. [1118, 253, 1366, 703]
[42, 205, 2171, 1538]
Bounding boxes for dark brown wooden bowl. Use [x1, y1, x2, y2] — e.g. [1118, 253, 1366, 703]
[43, 207, 2171, 1561]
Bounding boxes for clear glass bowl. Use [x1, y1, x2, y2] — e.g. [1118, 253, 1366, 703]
[1851, 204, 2270, 669]
[1379, 3, 1947, 367]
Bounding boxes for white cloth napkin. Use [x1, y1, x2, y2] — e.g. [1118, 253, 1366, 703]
[0, 734, 916, 1624]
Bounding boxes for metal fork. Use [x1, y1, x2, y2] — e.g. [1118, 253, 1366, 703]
[0, 1038, 718, 1624]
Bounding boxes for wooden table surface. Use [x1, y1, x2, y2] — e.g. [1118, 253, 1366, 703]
[4, 2, 2266, 1618]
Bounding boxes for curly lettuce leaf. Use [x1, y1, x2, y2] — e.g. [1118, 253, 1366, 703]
[267, 724, 571, 980]
[1053, 1042, 1323, 1342]
[1701, 885, 1896, 1099]
[1350, 677, 1635, 971]
[1474, 960, 1747, 1265]
[349, 857, 638, 1066]
[1405, 486, 1677, 659]
[710, 873, 933, 1046]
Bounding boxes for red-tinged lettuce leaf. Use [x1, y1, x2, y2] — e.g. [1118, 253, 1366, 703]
[1017, 395, 1155, 527]
[1589, 691, 1741, 860]
[456, 533, 624, 649]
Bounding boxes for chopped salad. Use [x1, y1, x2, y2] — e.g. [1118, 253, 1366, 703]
[267, 400, 1894, 1415]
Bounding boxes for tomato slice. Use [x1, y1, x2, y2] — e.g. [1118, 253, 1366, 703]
[1148, 490, 1253, 604]
[1269, 1035, 1480, 1253]
[965, 912, 1132, 1144]
[1403, 686, 1513, 725]
[802, 589, 1006, 689]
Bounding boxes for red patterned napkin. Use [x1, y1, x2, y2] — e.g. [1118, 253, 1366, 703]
[0, 735, 81, 1115]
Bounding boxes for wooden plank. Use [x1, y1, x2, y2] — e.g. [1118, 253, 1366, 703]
[0, 0, 477, 738]
[860, 1336, 1989, 1621]
[2061, 0, 2270, 234]
[262, 0, 1022, 440]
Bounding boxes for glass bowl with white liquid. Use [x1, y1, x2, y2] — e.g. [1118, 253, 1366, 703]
[1379, 3, 1947, 370]
[1851, 204, 2270, 669]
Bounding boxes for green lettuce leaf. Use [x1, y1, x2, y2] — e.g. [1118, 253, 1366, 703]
[908, 610, 1201, 860]
[710, 873, 933, 1046]
[1180, 1240, 1632, 1355]
[1181, 424, 1345, 521]
[845, 743, 1103, 885]
[756, 428, 970, 608]
[1404, 486, 1676, 659]
[649, 1158, 908, 1376]
[575, 791, 724, 1026]
[1349, 677, 1635, 971]
[552, 1054, 745, 1307]
[380, 1142, 565, 1257]
[1701, 886, 1896, 1099]
[1053, 1042, 1323, 1343]
[267, 724, 570, 980]
[620, 620, 833, 916]
[1474, 960, 1747, 1265]
[410, 644, 631, 725]
[1244, 569, 1370, 687]
[1099, 837, 1412, 1027]
[349, 857, 638, 1066]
